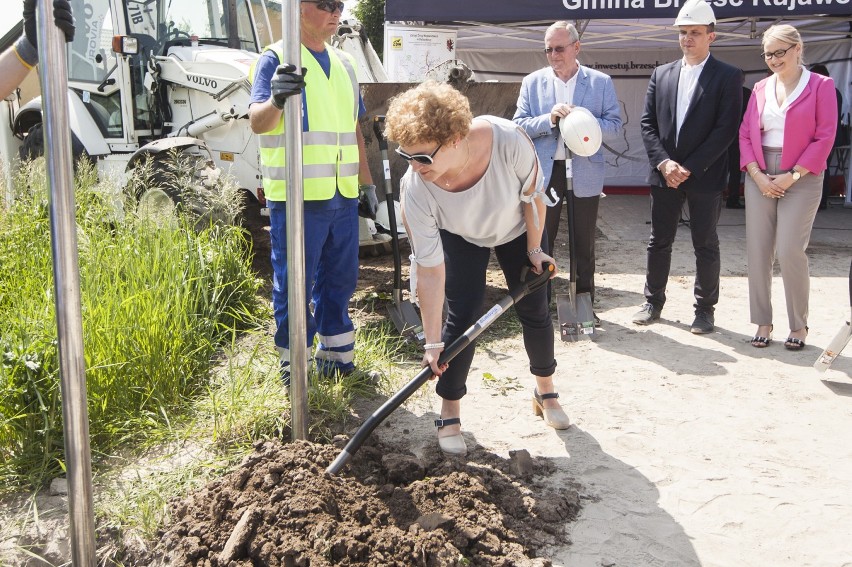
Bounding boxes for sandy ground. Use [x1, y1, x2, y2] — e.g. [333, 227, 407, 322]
[2, 195, 850, 567]
[373, 195, 852, 567]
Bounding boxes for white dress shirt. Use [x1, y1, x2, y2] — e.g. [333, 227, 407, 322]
[553, 67, 578, 110]
[552, 67, 579, 160]
[675, 53, 710, 145]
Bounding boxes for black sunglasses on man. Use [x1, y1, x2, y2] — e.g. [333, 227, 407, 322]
[302, 0, 345, 13]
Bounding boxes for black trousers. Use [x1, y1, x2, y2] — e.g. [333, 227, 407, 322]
[644, 185, 722, 314]
[544, 159, 600, 300]
[726, 141, 742, 204]
[436, 229, 557, 401]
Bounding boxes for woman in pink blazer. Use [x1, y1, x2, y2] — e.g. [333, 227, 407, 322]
[739, 24, 837, 351]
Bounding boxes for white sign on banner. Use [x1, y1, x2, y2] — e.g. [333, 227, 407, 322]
[384, 24, 458, 82]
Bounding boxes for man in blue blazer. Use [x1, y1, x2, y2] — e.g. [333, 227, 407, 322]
[514, 21, 622, 319]
[633, 0, 743, 334]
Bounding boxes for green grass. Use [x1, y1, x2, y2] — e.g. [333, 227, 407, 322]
[0, 157, 264, 491]
[0, 155, 477, 564]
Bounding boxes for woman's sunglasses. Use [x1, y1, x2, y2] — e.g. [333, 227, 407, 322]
[301, 0, 345, 13]
[395, 143, 443, 165]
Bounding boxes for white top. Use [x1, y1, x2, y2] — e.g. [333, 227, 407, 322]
[761, 68, 811, 148]
[401, 116, 544, 268]
[552, 67, 578, 108]
[676, 53, 710, 145]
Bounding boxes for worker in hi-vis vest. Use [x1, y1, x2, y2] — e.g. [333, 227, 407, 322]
[248, 0, 378, 382]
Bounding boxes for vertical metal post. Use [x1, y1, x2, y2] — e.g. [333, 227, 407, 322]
[282, 0, 309, 439]
[36, 1, 97, 565]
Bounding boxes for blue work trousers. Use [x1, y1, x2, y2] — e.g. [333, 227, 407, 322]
[269, 201, 359, 374]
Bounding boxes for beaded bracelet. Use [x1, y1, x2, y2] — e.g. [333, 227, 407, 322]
[424, 342, 445, 350]
[527, 247, 543, 257]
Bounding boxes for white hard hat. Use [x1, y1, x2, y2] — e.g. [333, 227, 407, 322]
[559, 107, 602, 157]
[674, 0, 716, 26]
[375, 199, 406, 235]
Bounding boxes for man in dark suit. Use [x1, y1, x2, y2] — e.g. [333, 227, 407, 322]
[632, 0, 743, 334]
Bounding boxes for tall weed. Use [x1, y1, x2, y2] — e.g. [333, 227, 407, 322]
[0, 158, 264, 490]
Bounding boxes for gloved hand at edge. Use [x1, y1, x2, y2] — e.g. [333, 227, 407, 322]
[358, 183, 379, 220]
[17, 0, 75, 68]
[270, 64, 306, 110]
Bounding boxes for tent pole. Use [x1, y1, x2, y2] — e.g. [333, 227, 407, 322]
[36, 0, 97, 564]
[282, 0, 309, 439]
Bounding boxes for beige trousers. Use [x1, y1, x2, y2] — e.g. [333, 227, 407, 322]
[745, 147, 822, 331]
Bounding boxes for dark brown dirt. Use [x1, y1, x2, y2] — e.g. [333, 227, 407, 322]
[132, 438, 579, 567]
[196, 210, 581, 567]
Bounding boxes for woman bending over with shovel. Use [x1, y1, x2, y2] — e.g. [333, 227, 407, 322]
[384, 81, 570, 456]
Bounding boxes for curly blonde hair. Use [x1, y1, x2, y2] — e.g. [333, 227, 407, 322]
[384, 81, 473, 148]
[763, 24, 804, 65]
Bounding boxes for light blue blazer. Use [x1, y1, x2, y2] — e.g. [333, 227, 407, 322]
[513, 65, 622, 198]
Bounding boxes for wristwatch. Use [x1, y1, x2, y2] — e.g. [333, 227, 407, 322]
[789, 169, 801, 182]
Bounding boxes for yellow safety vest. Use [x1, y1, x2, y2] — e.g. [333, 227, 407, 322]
[251, 42, 360, 201]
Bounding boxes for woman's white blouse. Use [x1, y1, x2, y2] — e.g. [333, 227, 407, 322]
[761, 67, 811, 148]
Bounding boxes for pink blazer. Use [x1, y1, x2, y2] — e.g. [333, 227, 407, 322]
[739, 72, 837, 174]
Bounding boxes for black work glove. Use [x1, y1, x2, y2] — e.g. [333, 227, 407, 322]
[358, 184, 379, 220]
[23, 0, 75, 46]
[270, 64, 306, 110]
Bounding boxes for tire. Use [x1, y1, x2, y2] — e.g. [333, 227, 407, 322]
[131, 148, 230, 229]
[19, 123, 90, 170]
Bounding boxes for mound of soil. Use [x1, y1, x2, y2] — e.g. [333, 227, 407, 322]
[134, 438, 579, 566]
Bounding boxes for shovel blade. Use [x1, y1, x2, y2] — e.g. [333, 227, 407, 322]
[575, 292, 596, 340]
[814, 321, 851, 373]
[557, 293, 592, 342]
[387, 301, 425, 344]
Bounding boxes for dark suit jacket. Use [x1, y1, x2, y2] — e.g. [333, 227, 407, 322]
[641, 55, 743, 192]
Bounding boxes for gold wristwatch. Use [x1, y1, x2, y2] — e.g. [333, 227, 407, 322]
[789, 169, 801, 182]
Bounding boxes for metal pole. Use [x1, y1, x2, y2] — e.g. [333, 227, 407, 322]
[282, 0, 309, 439]
[36, 1, 97, 565]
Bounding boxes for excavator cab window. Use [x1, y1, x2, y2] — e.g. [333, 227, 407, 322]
[67, 0, 118, 85]
[67, 0, 125, 137]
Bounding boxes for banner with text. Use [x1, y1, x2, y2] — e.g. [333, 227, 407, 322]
[386, 0, 852, 23]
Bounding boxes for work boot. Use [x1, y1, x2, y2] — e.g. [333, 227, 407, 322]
[632, 303, 661, 325]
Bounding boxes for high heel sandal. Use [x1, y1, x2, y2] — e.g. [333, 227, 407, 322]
[751, 324, 773, 348]
[784, 326, 808, 351]
[435, 417, 467, 455]
[532, 389, 571, 430]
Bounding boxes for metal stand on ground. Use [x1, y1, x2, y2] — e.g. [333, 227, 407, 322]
[281, 0, 309, 439]
[38, 1, 97, 563]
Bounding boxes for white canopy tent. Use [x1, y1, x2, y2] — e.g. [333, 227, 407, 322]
[384, 3, 852, 192]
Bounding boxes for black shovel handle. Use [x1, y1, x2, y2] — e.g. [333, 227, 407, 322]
[373, 115, 389, 153]
[556, 117, 577, 286]
[373, 115, 404, 293]
[326, 262, 554, 475]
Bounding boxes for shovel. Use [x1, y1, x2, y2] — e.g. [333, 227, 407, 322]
[373, 116, 425, 343]
[327, 263, 554, 475]
[814, 259, 852, 372]
[556, 143, 596, 342]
